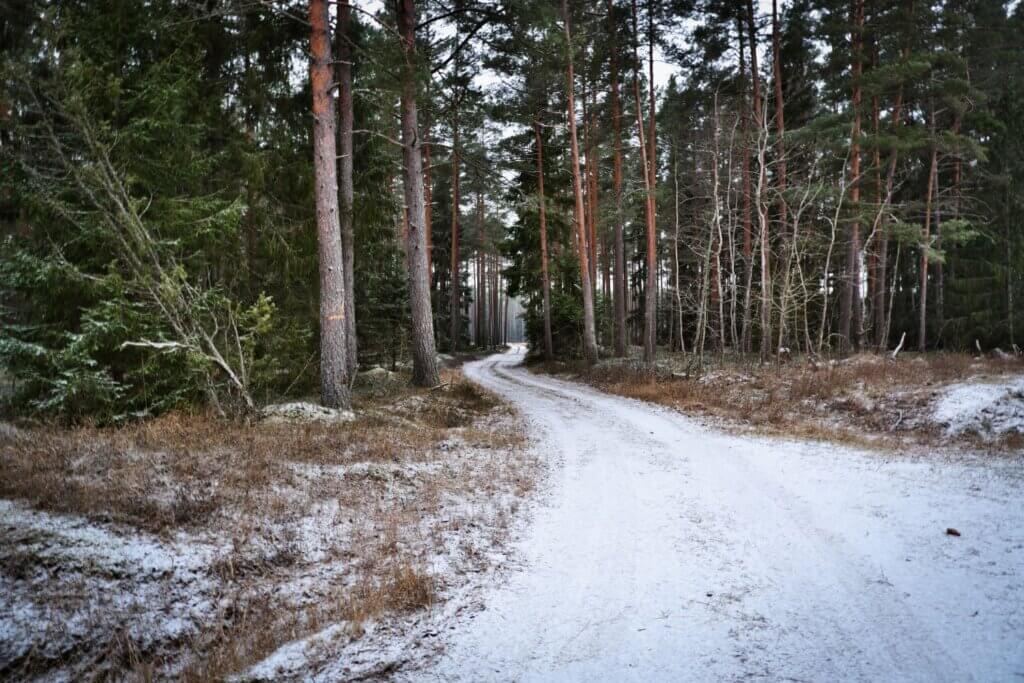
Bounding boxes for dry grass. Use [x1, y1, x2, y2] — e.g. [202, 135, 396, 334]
[340, 561, 437, 628]
[561, 352, 1024, 452]
[0, 370, 510, 535]
[0, 369, 535, 681]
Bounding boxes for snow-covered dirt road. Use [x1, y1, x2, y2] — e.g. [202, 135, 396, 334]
[416, 350, 1024, 682]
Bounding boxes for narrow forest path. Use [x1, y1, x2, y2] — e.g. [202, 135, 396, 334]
[412, 349, 1024, 682]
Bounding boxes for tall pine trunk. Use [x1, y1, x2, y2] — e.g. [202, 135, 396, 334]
[738, 17, 754, 353]
[608, 0, 627, 357]
[873, 72, 906, 349]
[336, 2, 358, 376]
[631, 0, 657, 365]
[423, 117, 433, 287]
[839, 0, 864, 354]
[477, 190, 487, 347]
[744, 0, 770, 361]
[919, 105, 937, 352]
[396, 0, 439, 386]
[563, 0, 599, 364]
[772, 0, 788, 355]
[535, 118, 554, 360]
[310, 0, 351, 407]
[646, 0, 658, 362]
[449, 113, 461, 351]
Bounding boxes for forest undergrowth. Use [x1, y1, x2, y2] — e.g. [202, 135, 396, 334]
[540, 351, 1024, 453]
[0, 369, 538, 681]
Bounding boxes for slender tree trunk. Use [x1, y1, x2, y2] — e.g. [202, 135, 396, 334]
[873, 78, 905, 349]
[492, 254, 500, 347]
[310, 0, 351, 407]
[738, 16, 754, 353]
[449, 112, 461, 351]
[745, 0, 770, 360]
[868, 88, 880, 345]
[423, 118, 433, 288]
[919, 106, 937, 352]
[535, 118, 554, 360]
[712, 94, 725, 351]
[631, 0, 657, 364]
[609, 0, 627, 357]
[839, 0, 864, 354]
[646, 0, 658, 362]
[476, 189, 486, 347]
[503, 285, 510, 345]
[772, 0, 788, 354]
[563, 0, 599, 363]
[584, 83, 599, 289]
[673, 144, 685, 353]
[335, 1, 358, 376]
[396, 0, 439, 386]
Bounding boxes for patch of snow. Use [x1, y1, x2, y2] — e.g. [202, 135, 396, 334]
[931, 376, 1024, 439]
[0, 500, 221, 675]
[262, 401, 355, 423]
[239, 623, 349, 681]
[359, 366, 397, 381]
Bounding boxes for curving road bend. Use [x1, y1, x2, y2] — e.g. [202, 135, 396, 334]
[417, 349, 1024, 682]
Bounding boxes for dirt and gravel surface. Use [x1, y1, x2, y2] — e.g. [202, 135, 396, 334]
[412, 348, 1024, 682]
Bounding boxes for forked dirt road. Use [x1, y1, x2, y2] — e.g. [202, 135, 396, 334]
[415, 349, 1024, 682]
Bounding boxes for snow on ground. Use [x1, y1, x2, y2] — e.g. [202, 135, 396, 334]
[261, 401, 355, 423]
[932, 375, 1024, 440]
[406, 351, 1024, 682]
[0, 394, 537, 680]
[0, 500, 222, 678]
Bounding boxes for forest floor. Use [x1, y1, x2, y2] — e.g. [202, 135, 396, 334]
[414, 349, 1024, 681]
[0, 366, 541, 681]
[541, 349, 1024, 454]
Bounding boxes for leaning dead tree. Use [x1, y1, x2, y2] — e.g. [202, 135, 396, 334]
[19, 78, 259, 413]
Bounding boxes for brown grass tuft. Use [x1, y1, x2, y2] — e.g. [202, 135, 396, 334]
[1, 369, 536, 681]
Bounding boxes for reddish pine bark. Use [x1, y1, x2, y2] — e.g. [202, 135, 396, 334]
[310, 0, 351, 407]
[631, 0, 657, 364]
[562, 0, 599, 363]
